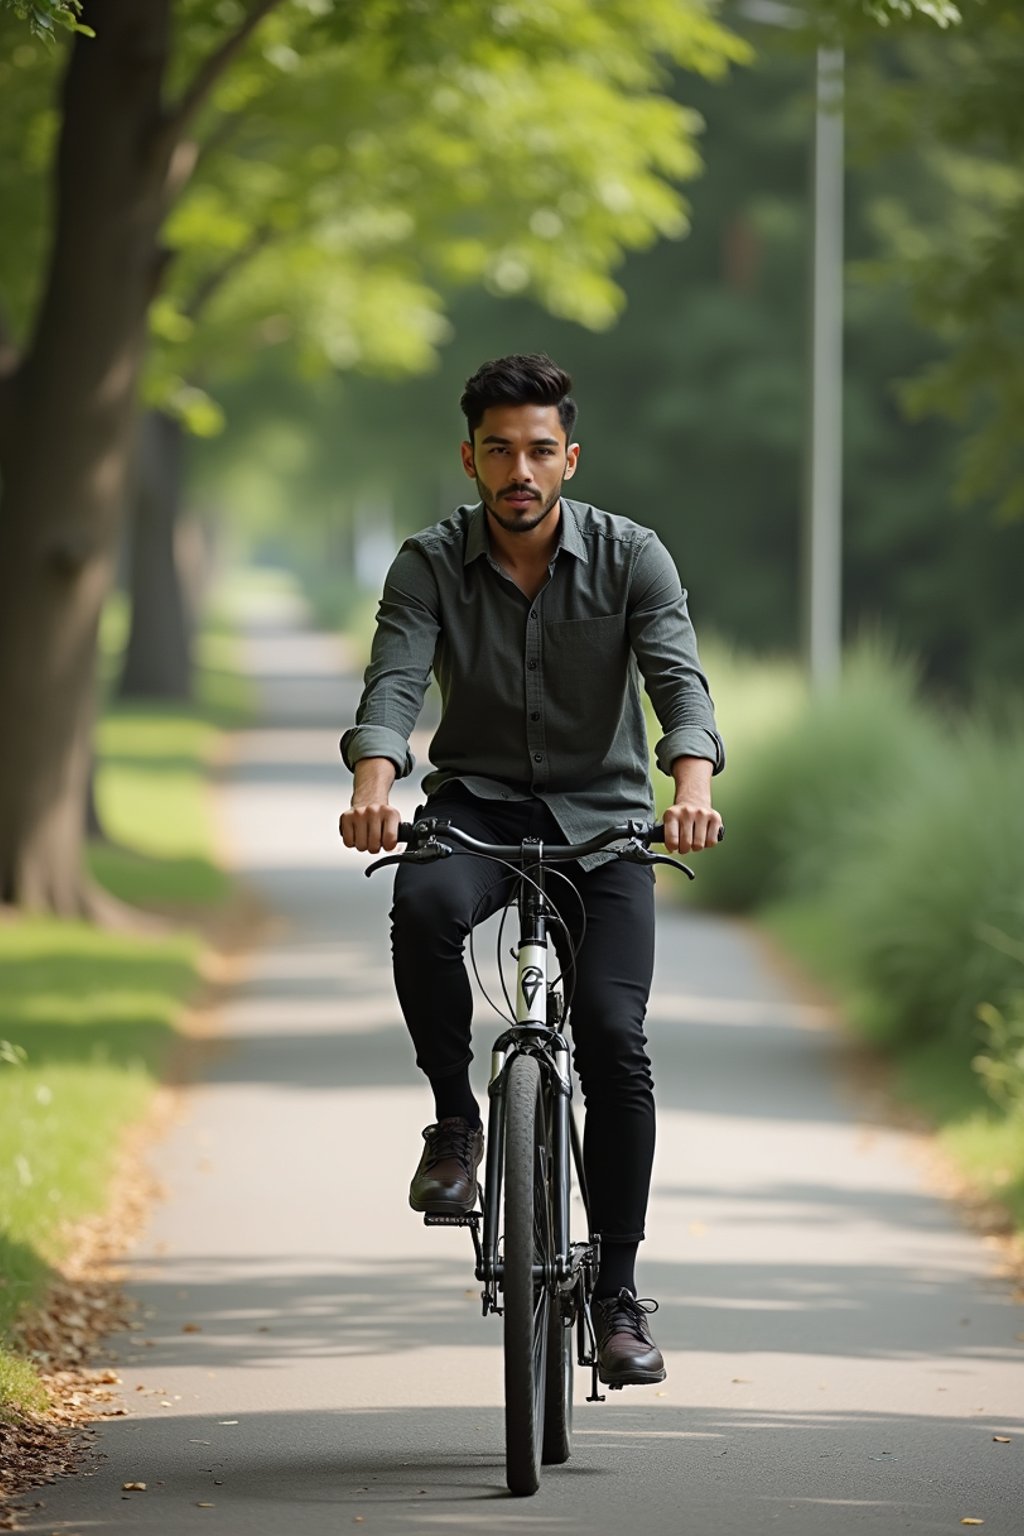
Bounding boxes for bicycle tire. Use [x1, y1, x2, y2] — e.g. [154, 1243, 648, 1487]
[503, 1052, 550, 1496]
[541, 1294, 573, 1464]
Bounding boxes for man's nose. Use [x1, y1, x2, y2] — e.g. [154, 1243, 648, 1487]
[509, 454, 534, 482]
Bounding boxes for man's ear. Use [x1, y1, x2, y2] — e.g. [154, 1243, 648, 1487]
[460, 439, 476, 479]
[564, 442, 580, 478]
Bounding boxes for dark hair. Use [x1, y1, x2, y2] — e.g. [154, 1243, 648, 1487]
[460, 353, 578, 444]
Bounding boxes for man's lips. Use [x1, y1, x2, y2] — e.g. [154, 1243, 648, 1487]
[503, 491, 538, 504]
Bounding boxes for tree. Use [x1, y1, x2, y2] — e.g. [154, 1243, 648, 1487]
[205, 12, 1024, 695]
[0, 0, 751, 916]
[848, 0, 1024, 522]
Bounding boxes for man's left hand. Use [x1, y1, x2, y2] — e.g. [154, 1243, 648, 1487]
[662, 799, 723, 854]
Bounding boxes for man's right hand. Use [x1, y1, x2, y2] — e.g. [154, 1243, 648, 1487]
[339, 757, 400, 852]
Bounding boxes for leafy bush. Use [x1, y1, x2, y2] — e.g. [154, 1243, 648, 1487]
[974, 989, 1024, 1116]
[693, 637, 940, 912]
[836, 723, 1024, 1048]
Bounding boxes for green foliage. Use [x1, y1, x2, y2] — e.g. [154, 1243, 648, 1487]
[688, 640, 1024, 1061]
[974, 984, 1024, 1116]
[684, 638, 942, 911]
[209, 27, 1024, 696]
[0, 0, 92, 43]
[849, 0, 1024, 520]
[0, 0, 751, 417]
[835, 721, 1024, 1048]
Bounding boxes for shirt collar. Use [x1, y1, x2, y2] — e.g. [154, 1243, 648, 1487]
[463, 498, 589, 566]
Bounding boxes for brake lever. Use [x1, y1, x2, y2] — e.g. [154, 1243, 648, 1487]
[364, 842, 454, 877]
[617, 840, 696, 879]
[647, 853, 696, 880]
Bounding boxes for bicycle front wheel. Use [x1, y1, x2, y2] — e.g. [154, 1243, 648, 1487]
[502, 1052, 551, 1496]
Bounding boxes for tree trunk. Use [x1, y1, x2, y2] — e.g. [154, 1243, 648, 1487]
[0, 1, 172, 916]
[119, 408, 194, 700]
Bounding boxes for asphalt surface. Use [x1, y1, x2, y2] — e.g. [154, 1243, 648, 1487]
[20, 585, 1024, 1534]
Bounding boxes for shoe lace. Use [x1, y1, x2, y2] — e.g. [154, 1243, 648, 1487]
[423, 1118, 475, 1171]
[602, 1290, 659, 1341]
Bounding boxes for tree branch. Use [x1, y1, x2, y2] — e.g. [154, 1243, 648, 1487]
[194, 107, 248, 175]
[162, 0, 283, 148]
[0, 296, 18, 374]
[183, 223, 275, 323]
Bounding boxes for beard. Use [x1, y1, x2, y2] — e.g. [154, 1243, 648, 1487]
[477, 475, 563, 534]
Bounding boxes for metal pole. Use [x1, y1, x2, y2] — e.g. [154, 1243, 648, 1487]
[805, 45, 845, 689]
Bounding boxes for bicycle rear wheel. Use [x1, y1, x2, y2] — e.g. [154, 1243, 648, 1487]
[502, 1052, 551, 1496]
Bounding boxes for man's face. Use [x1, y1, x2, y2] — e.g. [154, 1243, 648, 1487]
[461, 403, 579, 535]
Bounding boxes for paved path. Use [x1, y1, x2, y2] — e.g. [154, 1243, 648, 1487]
[23, 587, 1023, 1534]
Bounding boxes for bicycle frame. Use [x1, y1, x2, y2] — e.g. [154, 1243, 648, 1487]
[479, 840, 577, 1300]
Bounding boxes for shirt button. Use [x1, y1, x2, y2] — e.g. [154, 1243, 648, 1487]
[533, 752, 543, 763]
[530, 711, 540, 721]
[527, 659, 538, 670]
[529, 612, 537, 621]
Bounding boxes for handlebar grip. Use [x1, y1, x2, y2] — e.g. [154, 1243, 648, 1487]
[650, 822, 725, 844]
[397, 821, 417, 843]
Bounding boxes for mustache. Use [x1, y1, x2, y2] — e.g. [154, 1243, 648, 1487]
[501, 486, 539, 499]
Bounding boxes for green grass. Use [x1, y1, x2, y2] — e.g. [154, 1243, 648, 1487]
[0, 597, 246, 1420]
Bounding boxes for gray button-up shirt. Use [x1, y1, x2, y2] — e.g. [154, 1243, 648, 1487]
[341, 498, 724, 867]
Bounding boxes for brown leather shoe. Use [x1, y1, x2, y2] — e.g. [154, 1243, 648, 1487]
[409, 1117, 484, 1214]
[594, 1290, 667, 1386]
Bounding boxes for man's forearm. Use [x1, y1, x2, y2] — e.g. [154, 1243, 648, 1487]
[351, 756, 397, 806]
[671, 755, 714, 806]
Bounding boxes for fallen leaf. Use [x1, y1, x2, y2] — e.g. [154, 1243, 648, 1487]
[656, 1391, 667, 1397]
[182, 1323, 202, 1334]
[188, 1439, 212, 1445]
[121, 1482, 147, 1492]
[217, 1419, 239, 1425]
[961, 1520, 985, 1527]
[195, 1502, 215, 1508]
[993, 1436, 1011, 1444]
[160, 1400, 174, 1407]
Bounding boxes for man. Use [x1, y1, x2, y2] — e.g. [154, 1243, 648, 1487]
[340, 353, 723, 1386]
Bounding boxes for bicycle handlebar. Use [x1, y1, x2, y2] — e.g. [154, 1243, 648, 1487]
[394, 817, 665, 863]
[363, 816, 722, 880]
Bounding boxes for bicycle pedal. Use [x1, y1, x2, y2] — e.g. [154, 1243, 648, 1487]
[423, 1212, 480, 1227]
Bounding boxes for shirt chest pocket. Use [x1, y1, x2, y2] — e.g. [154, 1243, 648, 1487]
[543, 613, 629, 729]
[545, 611, 627, 661]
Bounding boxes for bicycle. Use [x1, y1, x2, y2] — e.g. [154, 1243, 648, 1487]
[366, 815, 700, 1497]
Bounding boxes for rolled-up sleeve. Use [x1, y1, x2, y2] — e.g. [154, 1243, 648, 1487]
[339, 544, 440, 778]
[627, 534, 725, 776]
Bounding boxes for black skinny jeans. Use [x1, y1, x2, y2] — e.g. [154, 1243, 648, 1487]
[390, 787, 656, 1243]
